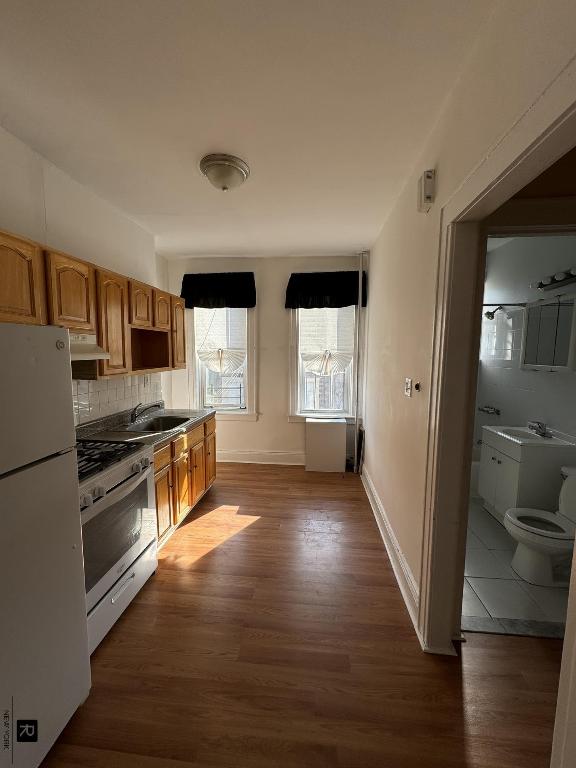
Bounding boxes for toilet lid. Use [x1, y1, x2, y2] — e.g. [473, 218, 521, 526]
[505, 508, 575, 540]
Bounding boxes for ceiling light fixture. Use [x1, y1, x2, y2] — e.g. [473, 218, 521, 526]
[199, 153, 250, 191]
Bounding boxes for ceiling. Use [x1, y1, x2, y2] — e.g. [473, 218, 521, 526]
[0, 1, 495, 257]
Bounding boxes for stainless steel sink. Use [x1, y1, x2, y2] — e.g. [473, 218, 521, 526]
[126, 415, 189, 432]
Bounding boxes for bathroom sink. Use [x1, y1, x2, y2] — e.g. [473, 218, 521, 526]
[496, 427, 572, 445]
[126, 416, 189, 432]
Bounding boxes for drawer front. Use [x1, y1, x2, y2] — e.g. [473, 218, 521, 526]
[188, 424, 204, 446]
[154, 444, 172, 471]
[172, 434, 187, 457]
[87, 541, 157, 655]
[204, 417, 216, 436]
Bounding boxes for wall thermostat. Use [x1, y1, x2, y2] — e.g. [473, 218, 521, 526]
[418, 169, 436, 213]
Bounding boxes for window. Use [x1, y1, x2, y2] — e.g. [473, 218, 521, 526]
[292, 306, 356, 416]
[193, 307, 249, 410]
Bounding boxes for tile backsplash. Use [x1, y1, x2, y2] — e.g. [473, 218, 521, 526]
[72, 373, 163, 425]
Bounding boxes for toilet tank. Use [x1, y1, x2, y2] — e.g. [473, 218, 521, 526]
[559, 472, 576, 521]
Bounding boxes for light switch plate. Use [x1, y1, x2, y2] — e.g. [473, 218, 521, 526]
[404, 377, 413, 397]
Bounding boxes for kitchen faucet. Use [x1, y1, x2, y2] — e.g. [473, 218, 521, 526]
[528, 420, 550, 438]
[130, 402, 161, 423]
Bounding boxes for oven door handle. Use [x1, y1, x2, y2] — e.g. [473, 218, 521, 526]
[81, 465, 153, 525]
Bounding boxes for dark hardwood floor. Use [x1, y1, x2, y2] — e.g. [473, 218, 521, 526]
[43, 464, 563, 768]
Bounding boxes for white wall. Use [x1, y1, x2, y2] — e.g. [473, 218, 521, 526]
[363, 0, 576, 589]
[165, 255, 358, 463]
[0, 125, 158, 284]
[475, 236, 576, 448]
[0, 123, 168, 424]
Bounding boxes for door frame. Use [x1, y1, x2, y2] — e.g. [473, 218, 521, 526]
[419, 72, 576, 767]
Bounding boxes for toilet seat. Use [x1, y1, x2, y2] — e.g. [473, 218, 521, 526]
[505, 508, 575, 540]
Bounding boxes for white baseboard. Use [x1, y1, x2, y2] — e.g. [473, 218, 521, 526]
[217, 449, 305, 465]
[361, 467, 425, 650]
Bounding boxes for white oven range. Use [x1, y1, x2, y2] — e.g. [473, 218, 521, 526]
[77, 440, 157, 653]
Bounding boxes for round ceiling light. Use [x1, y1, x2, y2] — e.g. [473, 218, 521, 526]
[199, 153, 250, 191]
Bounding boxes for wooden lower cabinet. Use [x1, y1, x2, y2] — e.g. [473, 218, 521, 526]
[154, 463, 173, 540]
[205, 432, 216, 488]
[153, 419, 217, 548]
[173, 450, 191, 524]
[190, 441, 206, 506]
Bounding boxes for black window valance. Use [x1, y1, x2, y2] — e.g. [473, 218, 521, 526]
[180, 272, 256, 309]
[285, 271, 367, 309]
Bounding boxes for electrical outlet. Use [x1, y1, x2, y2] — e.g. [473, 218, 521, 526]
[404, 377, 413, 397]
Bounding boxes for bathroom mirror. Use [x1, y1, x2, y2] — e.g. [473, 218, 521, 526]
[521, 295, 576, 371]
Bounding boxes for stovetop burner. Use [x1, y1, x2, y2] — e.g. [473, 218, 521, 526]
[76, 440, 141, 483]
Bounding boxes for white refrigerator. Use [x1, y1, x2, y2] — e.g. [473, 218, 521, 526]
[0, 324, 91, 768]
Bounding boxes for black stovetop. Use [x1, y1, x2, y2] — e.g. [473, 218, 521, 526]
[76, 440, 140, 483]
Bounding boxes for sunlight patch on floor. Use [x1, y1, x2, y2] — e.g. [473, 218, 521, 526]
[158, 505, 260, 565]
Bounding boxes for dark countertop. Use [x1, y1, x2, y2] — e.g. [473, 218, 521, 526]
[86, 408, 216, 451]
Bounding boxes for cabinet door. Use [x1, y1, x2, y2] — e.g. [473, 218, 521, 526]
[153, 289, 172, 330]
[97, 269, 130, 375]
[190, 441, 206, 506]
[205, 432, 216, 488]
[0, 231, 46, 325]
[494, 452, 520, 517]
[129, 280, 153, 328]
[171, 295, 186, 369]
[173, 452, 190, 524]
[155, 464, 173, 540]
[46, 250, 96, 331]
[478, 442, 497, 507]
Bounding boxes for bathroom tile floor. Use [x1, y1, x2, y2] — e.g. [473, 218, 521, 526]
[461, 499, 569, 638]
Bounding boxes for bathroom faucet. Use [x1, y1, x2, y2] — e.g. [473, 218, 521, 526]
[528, 421, 550, 438]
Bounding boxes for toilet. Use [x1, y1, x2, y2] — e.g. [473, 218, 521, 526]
[504, 466, 576, 586]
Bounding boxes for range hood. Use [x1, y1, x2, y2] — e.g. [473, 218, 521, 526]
[69, 333, 110, 361]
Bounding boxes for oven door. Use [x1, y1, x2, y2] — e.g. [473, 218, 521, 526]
[82, 466, 156, 612]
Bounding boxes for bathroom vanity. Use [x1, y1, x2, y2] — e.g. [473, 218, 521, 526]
[478, 425, 576, 521]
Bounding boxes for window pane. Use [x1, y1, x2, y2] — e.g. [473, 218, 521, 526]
[194, 307, 247, 409]
[298, 306, 355, 414]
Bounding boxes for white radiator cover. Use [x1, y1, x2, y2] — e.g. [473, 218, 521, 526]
[305, 417, 347, 472]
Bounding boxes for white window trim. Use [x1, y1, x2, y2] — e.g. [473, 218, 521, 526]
[189, 307, 258, 420]
[288, 308, 357, 421]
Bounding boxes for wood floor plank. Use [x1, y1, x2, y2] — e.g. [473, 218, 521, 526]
[42, 463, 563, 768]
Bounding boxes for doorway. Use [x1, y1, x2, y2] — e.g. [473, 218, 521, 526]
[462, 233, 576, 638]
[418, 99, 576, 767]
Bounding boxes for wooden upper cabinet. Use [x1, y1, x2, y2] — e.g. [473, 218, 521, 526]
[45, 250, 96, 332]
[171, 295, 186, 369]
[0, 231, 46, 325]
[97, 269, 130, 375]
[129, 280, 153, 328]
[153, 289, 171, 330]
